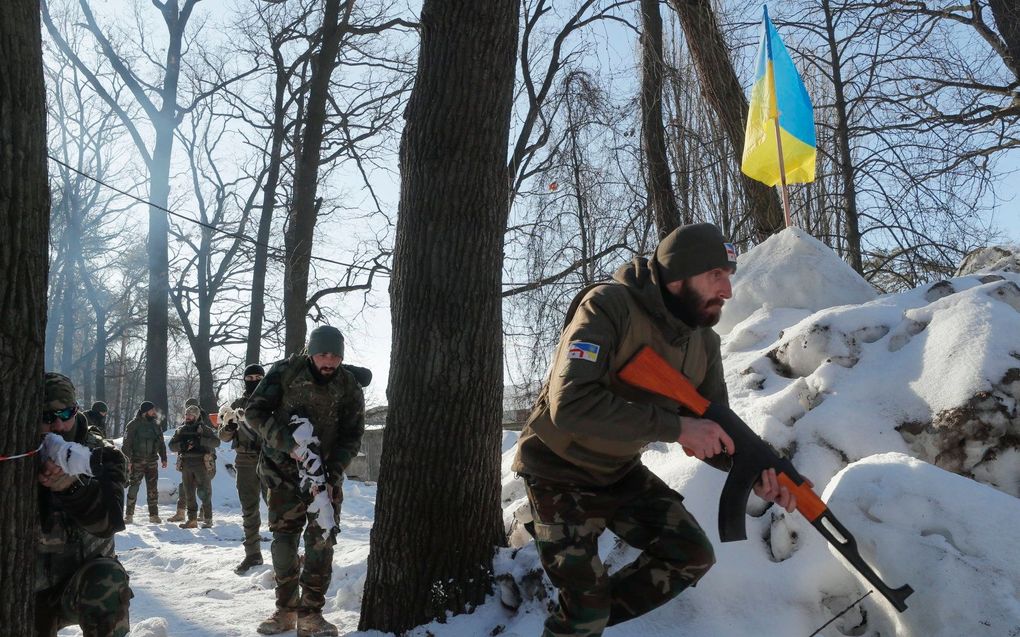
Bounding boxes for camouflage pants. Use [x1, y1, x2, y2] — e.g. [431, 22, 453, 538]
[34, 557, 132, 637]
[181, 458, 213, 521]
[236, 451, 265, 556]
[267, 483, 340, 612]
[175, 453, 216, 512]
[525, 465, 715, 637]
[125, 458, 159, 516]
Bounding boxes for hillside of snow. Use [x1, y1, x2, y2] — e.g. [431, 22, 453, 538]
[60, 229, 1020, 637]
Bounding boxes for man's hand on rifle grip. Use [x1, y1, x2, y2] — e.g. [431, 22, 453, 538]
[677, 417, 735, 460]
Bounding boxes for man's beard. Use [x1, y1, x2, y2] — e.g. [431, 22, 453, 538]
[664, 284, 724, 328]
[309, 362, 337, 382]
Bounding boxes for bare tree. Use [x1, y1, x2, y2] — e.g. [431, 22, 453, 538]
[666, 0, 786, 239]
[0, 0, 49, 627]
[41, 0, 253, 411]
[640, 0, 682, 237]
[359, 0, 519, 630]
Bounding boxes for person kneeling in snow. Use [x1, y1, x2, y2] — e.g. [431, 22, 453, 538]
[245, 325, 365, 637]
[169, 404, 220, 528]
[36, 372, 132, 637]
[512, 223, 798, 637]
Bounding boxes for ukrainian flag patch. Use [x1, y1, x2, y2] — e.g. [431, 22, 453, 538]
[566, 341, 600, 363]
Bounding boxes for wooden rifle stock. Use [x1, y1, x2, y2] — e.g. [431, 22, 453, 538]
[618, 346, 914, 612]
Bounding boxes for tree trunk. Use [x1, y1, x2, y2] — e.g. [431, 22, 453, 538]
[0, 0, 50, 628]
[283, 0, 349, 354]
[94, 306, 107, 401]
[358, 0, 519, 632]
[667, 0, 785, 239]
[988, 0, 1020, 82]
[246, 38, 290, 366]
[821, 0, 863, 274]
[144, 124, 173, 412]
[640, 0, 681, 238]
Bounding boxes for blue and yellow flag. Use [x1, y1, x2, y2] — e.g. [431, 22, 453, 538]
[741, 5, 815, 186]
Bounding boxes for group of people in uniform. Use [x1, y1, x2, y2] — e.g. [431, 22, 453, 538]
[33, 324, 366, 637]
[32, 223, 800, 637]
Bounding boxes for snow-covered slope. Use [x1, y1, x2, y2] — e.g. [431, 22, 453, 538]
[61, 230, 1019, 636]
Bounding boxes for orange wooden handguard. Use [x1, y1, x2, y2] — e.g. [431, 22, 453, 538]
[617, 347, 711, 416]
[777, 472, 827, 522]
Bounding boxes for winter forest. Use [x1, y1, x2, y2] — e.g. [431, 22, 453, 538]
[2, 0, 1019, 636]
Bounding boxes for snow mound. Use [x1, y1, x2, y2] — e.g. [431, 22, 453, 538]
[824, 453, 1020, 636]
[717, 227, 877, 335]
[955, 245, 1020, 276]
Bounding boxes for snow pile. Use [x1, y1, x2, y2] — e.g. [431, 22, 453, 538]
[955, 245, 1020, 276]
[716, 227, 878, 335]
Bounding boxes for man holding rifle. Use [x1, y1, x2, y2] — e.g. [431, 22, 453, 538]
[512, 223, 796, 637]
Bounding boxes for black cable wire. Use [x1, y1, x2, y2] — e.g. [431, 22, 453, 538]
[48, 153, 599, 288]
[47, 154, 382, 274]
[807, 590, 873, 637]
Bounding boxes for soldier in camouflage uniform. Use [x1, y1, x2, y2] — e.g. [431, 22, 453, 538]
[169, 405, 220, 528]
[246, 325, 365, 637]
[169, 398, 217, 523]
[83, 401, 109, 437]
[219, 363, 268, 574]
[36, 372, 132, 637]
[512, 223, 797, 637]
[122, 401, 167, 524]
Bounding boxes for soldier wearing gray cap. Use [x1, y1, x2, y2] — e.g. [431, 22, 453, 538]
[244, 325, 365, 636]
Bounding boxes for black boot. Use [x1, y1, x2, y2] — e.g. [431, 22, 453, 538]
[234, 552, 264, 575]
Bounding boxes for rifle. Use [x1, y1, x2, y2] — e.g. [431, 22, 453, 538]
[618, 346, 913, 612]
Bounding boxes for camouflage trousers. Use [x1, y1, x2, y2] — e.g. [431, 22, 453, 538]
[34, 557, 132, 637]
[525, 465, 715, 637]
[175, 453, 216, 512]
[267, 483, 341, 612]
[180, 457, 213, 521]
[125, 458, 160, 516]
[236, 451, 266, 556]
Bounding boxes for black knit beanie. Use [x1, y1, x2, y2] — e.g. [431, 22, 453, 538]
[654, 222, 738, 283]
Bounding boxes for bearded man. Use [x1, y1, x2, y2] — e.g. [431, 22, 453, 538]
[512, 223, 797, 637]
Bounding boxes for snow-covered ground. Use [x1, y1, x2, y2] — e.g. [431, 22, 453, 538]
[61, 231, 1020, 636]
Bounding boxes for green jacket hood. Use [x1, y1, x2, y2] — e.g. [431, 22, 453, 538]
[611, 256, 695, 343]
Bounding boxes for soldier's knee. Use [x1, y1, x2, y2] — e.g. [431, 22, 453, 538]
[75, 558, 131, 616]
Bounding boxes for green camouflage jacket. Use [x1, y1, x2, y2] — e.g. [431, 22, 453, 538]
[36, 412, 128, 592]
[245, 354, 365, 491]
[122, 414, 167, 462]
[169, 419, 220, 457]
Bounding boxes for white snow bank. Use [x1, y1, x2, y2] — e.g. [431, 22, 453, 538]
[717, 227, 877, 335]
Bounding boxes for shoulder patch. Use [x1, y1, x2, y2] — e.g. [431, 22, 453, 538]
[566, 341, 601, 363]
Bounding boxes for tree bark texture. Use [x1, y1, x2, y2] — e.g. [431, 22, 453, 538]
[0, 0, 50, 629]
[667, 0, 786, 240]
[640, 0, 682, 238]
[358, 0, 519, 632]
[283, 0, 348, 355]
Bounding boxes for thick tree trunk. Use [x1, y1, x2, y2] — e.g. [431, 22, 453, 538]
[358, 0, 519, 632]
[145, 125, 173, 412]
[640, 0, 682, 238]
[283, 0, 348, 355]
[0, 0, 50, 628]
[821, 0, 863, 274]
[667, 0, 785, 239]
[988, 0, 1020, 82]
